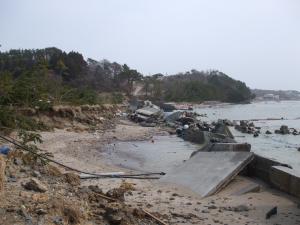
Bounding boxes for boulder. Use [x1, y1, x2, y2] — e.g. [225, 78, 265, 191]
[280, 125, 290, 135]
[23, 178, 48, 192]
[265, 130, 272, 134]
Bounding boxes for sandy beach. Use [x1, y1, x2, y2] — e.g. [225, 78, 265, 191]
[38, 119, 300, 225]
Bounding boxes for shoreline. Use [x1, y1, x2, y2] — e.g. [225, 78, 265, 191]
[38, 118, 300, 225]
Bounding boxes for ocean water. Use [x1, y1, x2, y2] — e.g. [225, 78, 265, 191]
[194, 101, 300, 170]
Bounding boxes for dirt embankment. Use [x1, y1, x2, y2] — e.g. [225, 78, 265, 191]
[18, 104, 121, 132]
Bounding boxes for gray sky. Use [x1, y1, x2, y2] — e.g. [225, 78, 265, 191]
[1, 0, 299, 90]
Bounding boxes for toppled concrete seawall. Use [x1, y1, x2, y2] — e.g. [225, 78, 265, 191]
[248, 155, 300, 198]
[161, 151, 254, 197]
[270, 166, 300, 198]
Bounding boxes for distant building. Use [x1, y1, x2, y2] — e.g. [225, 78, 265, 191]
[263, 94, 280, 101]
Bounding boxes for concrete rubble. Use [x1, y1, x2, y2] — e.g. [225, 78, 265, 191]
[129, 100, 257, 197]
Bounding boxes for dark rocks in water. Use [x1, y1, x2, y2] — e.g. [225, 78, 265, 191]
[275, 125, 292, 135]
[240, 120, 248, 127]
[290, 128, 299, 135]
[265, 130, 272, 134]
[297, 147, 300, 152]
[235, 120, 260, 135]
[280, 125, 290, 135]
[248, 122, 255, 127]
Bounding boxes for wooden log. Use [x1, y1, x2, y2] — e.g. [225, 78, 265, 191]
[0, 155, 6, 192]
[142, 209, 168, 225]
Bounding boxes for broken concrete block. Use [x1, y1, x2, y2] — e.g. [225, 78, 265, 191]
[23, 178, 48, 193]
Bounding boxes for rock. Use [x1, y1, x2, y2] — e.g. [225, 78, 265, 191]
[105, 202, 123, 225]
[19, 205, 33, 225]
[23, 178, 48, 192]
[280, 125, 290, 135]
[298, 148, 300, 152]
[88, 185, 103, 193]
[53, 216, 64, 225]
[233, 205, 249, 212]
[64, 173, 80, 186]
[106, 214, 122, 225]
[253, 132, 259, 137]
[201, 209, 209, 213]
[265, 130, 272, 134]
[32, 170, 41, 178]
[36, 208, 47, 215]
[266, 206, 277, 219]
[106, 188, 125, 201]
[14, 158, 23, 165]
[0, 155, 6, 192]
[240, 120, 248, 127]
[249, 122, 255, 127]
[208, 205, 217, 209]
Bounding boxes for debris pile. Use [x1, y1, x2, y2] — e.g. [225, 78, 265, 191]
[129, 100, 164, 126]
[0, 148, 166, 225]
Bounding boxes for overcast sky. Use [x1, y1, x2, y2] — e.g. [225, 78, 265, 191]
[1, 0, 299, 90]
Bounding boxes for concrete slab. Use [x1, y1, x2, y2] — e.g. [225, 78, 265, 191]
[161, 152, 254, 197]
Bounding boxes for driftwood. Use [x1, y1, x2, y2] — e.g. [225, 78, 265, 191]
[95, 193, 118, 202]
[0, 155, 6, 192]
[142, 209, 168, 225]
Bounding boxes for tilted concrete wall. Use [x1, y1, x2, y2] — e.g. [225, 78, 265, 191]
[270, 166, 300, 198]
[248, 154, 300, 198]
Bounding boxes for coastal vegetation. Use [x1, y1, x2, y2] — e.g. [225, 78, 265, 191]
[0, 47, 253, 131]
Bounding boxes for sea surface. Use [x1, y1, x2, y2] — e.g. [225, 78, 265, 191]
[194, 101, 300, 171]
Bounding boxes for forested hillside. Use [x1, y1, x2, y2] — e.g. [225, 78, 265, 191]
[163, 70, 254, 103]
[0, 47, 253, 108]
